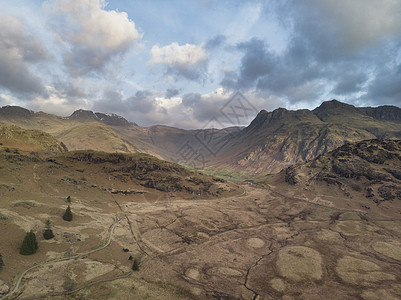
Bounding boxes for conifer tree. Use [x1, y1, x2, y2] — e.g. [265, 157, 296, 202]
[132, 257, 140, 271]
[66, 196, 71, 203]
[43, 219, 54, 240]
[0, 253, 4, 270]
[63, 205, 73, 221]
[20, 230, 38, 255]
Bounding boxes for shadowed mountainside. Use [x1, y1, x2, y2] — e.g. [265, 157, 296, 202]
[211, 100, 401, 174]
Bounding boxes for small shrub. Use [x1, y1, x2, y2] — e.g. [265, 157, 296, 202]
[349, 181, 362, 192]
[63, 205, 73, 221]
[330, 212, 341, 224]
[0, 253, 4, 269]
[43, 229, 54, 240]
[43, 219, 54, 240]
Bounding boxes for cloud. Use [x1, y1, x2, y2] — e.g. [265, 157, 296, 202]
[366, 62, 401, 105]
[30, 84, 91, 115]
[332, 71, 368, 95]
[46, 0, 141, 76]
[181, 89, 260, 125]
[236, 38, 276, 89]
[150, 42, 209, 82]
[52, 77, 88, 101]
[205, 35, 226, 49]
[165, 88, 180, 99]
[0, 15, 49, 97]
[294, 0, 401, 53]
[221, 0, 401, 106]
[95, 89, 158, 117]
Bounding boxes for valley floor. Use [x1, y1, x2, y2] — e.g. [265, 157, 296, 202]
[2, 184, 401, 299]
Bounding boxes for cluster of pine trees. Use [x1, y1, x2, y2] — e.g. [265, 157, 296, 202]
[0, 199, 75, 272]
[18, 200, 73, 257]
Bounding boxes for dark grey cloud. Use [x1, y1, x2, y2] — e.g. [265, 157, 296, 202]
[165, 88, 180, 99]
[0, 15, 48, 97]
[205, 35, 226, 49]
[127, 90, 157, 114]
[182, 91, 232, 123]
[332, 71, 368, 95]
[236, 38, 276, 89]
[52, 77, 88, 102]
[366, 62, 401, 105]
[222, 0, 401, 105]
[0, 95, 7, 106]
[95, 89, 157, 116]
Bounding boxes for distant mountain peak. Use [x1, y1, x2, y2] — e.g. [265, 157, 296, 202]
[0, 105, 34, 118]
[94, 112, 131, 126]
[69, 109, 98, 120]
[68, 109, 131, 126]
[313, 99, 359, 122]
[315, 99, 356, 110]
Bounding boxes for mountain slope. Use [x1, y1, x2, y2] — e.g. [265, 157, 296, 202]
[212, 100, 401, 174]
[1, 101, 401, 175]
[0, 125, 67, 153]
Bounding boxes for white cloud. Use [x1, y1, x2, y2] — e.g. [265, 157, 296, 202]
[150, 42, 209, 81]
[30, 84, 91, 115]
[0, 14, 49, 96]
[45, 0, 142, 76]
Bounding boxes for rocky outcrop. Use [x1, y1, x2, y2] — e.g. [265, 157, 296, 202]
[282, 139, 401, 212]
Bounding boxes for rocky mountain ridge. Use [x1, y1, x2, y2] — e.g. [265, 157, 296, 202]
[1, 100, 401, 174]
[211, 100, 401, 174]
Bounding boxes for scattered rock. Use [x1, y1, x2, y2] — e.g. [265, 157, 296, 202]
[365, 188, 375, 198]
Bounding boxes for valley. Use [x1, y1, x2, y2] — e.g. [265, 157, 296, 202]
[2, 1, 401, 299]
[2, 100, 401, 175]
[1, 105, 401, 299]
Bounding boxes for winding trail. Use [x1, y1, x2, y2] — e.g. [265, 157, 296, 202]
[3, 214, 123, 300]
[3, 185, 248, 299]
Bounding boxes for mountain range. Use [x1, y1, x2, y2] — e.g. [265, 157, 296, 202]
[1, 99, 401, 174]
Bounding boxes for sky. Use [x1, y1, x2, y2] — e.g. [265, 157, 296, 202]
[0, 0, 400, 129]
